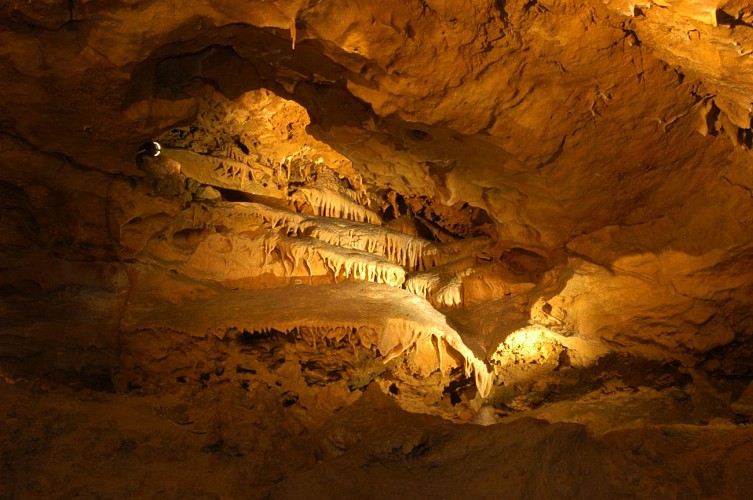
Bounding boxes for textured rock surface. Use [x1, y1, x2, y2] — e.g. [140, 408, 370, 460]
[3, 381, 753, 498]
[1, 0, 753, 496]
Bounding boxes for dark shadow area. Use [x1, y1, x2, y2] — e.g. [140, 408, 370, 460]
[716, 9, 753, 27]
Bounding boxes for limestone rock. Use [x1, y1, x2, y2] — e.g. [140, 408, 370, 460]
[1, 0, 753, 496]
[731, 381, 753, 415]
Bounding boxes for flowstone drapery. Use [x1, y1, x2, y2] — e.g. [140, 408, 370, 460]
[123, 282, 494, 397]
[132, 150, 499, 397]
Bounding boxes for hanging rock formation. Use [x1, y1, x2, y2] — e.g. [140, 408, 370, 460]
[1, 0, 753, 497]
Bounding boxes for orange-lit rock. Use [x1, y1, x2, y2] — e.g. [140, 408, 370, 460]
[1, 0, 752, 496]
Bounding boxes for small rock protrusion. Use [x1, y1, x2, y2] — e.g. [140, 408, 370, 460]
[554, 349, 571, 372]
[731, 381, 753, 416]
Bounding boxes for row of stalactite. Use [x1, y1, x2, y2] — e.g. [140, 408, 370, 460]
[241, 163, 498, 310]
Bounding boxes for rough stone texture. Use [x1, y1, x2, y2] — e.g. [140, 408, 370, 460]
[3, 381, 753, 499]
[1, 0, 753, 496]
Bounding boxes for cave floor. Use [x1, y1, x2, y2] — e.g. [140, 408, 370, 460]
[3, 379, 753, 499]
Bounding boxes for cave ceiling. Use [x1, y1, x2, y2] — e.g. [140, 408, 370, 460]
[1, 0, 753, 433]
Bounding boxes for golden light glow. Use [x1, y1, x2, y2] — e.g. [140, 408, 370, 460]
[500, 326, 557, 359]
[489, 325, 561, 371]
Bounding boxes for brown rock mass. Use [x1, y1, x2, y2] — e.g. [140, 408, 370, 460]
[1, 0, 752, 497]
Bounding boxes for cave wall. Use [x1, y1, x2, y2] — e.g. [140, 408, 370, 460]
[1, 0, 753, 495]
[2, 0, 751, 381]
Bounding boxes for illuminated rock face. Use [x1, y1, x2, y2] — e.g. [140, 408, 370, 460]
[1, 0, 753, 496]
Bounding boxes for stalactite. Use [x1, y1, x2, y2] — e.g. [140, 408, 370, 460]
[233, 317, 491, 396]
[297, 187, 382, 225]
[243, 201, 488, 278]
[268, 234, 406, 287]
[404, 273, 463, 308]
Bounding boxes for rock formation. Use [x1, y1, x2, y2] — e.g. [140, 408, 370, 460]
[1, 0, 752, 497]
